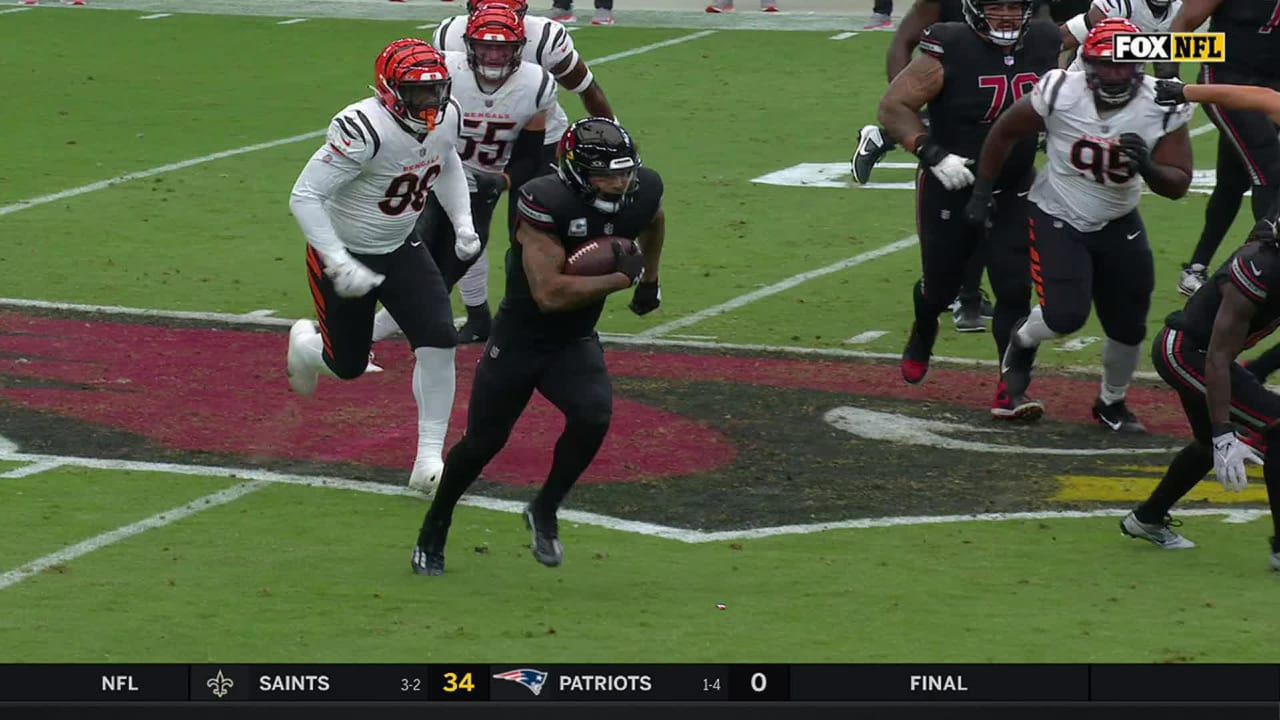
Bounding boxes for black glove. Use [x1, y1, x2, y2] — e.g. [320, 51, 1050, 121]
[612, 239, 644, 285]
[1116, 132, 1154, 177]
[1154, 78, 1187, 106]
[1153, 62, 1182, 81]
[629, 280, 661, 315]
[913, 136, 948, 168]
[963, 178, 996, 228]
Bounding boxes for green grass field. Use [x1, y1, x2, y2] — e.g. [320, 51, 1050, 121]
[1, 5, 1277, 665]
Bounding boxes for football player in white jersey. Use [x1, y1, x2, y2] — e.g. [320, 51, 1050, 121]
[966, 18, 1193, 432]
[371, 5, 558, 346]
[434, 0, 617, 343]
[286, 39, 481, 496]
[1059, 0, 1182, 75]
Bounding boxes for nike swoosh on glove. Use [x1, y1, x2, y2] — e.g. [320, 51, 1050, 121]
[1212, 429, 1263, 492]
[322, 250, 385, 299]
[454, 228, 482, 261]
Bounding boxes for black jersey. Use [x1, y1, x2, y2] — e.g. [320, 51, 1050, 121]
[919, 19, 1062, 188]
[1171, 240, 1280, 350]
[501, 167, 664, 342]
[1210, 0, 1280, 79]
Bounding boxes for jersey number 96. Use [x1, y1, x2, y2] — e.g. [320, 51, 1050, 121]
[379, 165, 443, 216]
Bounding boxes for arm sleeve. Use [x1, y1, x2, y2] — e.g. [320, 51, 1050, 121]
[1229, 254, 1270, 304]
[288, 114, 375, 258]
[431, 112, 475, 235]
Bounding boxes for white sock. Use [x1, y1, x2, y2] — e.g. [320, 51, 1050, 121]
[371, 307, 401, 343]
[412, 346, 457, 464]
[298, 328, 338, 379]
[1100, 337, 1141, 405]
[459, 249, 489, 308]
[1015, 305, 1058, 348]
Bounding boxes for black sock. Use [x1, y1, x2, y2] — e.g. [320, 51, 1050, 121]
[464, 302, 491, 331]
[532, 420, 610, 519]
[1247, 344, 1280, 381]
[1190, 186, 1246, 267]
[417, 438, 493, 547]
[912, 279, 943, 345]
[1136, 442, 1212, 523]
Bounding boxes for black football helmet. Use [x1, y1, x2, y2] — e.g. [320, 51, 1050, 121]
[962, 0, 1034, 47]
[556, 117, 641, 213]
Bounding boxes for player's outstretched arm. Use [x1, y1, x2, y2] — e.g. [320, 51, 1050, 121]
[973, 96, 1044, 187]
[1060, 5, 1107, 54]
[878, 54, 944, 150]
[518, 223, 632, 313]
[1206, 282, 1257, 427]
[886, 0, 941, 83]
[1183, 84, 1280, 125]
[1170, 0, 1222, 33]
[1142, 124, 1193, 199]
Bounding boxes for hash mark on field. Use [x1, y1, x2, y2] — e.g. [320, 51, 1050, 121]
[844, 330, 888, 345]
[138, 13, 172, 20]
[0, 481, 265, 591]
[0, 7, 34, 15]
[0, 31, 715, 218]
[0, 461, 66, 479]
[415, 23, 438, 29]
[829, 31, 858, 39]
[636, 235, 917, 338]
[1057, 336, 1101, 352]
[277, 18, 309, 24]
[1190, 123, 1215, 137]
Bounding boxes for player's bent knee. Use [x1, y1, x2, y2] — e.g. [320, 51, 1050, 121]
[327, 357, 369, 381]
[565, 411, 612, 439]
[1042, 306, 1089, 337]
[412, 322, 459, 350]
[1106, 327, 1147, 347]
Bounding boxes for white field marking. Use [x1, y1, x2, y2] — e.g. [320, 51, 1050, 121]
[0, 446, 1261, 548]
[661, 333, 717, 340]
[825, 406, 1181, 456]
[138, 13, 172, 20]
[0, 31, 715, 218]
[0, 7, 34, 15]
[1190, 123, 1215, 137]
[415, 23, 437, 29]
[636, 235, 918, 338]
[277, 18, 309, 24]
[0, 480, 266, 591]
[843, 330, 888, 345]
[1056, 336, 1102, 352]
[0, 295, 1163, 380]
[242, 308, 279, 318]
[0, 460, 66, 479]
[0, 130, 327, 218]
[829, 31, 858, 39]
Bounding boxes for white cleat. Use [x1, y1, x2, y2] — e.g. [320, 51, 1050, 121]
[1120, 511, 1195, 549]
[286, 319, 320, 397]
[365, 351, 383, 374]
[1177, 263, 1207, 297]
[409, 458, 444, 497]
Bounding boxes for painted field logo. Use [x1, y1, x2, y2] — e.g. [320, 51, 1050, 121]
[1112, 33, 1225, 62]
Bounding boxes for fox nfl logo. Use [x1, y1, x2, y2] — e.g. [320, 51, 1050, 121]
[1112, 32, 1226, 63]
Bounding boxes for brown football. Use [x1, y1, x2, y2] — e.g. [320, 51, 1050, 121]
[564, 237, 635, 276]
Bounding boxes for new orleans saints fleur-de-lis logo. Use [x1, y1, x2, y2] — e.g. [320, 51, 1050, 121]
[206, 670, 234, 698]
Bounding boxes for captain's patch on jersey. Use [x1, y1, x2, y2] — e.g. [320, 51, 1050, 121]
[1112, 32, 1225, 63]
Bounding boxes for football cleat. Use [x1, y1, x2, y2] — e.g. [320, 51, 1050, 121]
[410, 543, 446, 576]
[1000, 318, 1038, 397]
[977, 289, 994, 319]
[1092, 396, 1146, 433]
[523, 505, 564, 567]
[705, 1, 734, 10]
[953, 293, 985, 333]
[863, 12, 892, 29]
[286, 319, 321, 397]
[900, 320, 937, 385]
[761, 1, 778, 10]
[1177, 263, 1207, 297]
[990, 380, 1043, 421]
[549, 7, 575, 21]
[1271, 537, 1280, 571]
[851, 125, 889, 185]
[1121, 511, 1195, 549]
[590, 8, 613, 23]
[409, 458, 444, 496]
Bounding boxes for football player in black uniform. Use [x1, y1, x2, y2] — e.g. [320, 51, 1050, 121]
[410, 118, 663, 576]
[854, 0, 997, 333]
[1125, 216, 1280, 570]
[1172, 0, 1280, 303]
[878, 0, 1061, 420]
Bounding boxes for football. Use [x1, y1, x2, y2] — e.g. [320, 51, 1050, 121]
[564, 237, 637, 276]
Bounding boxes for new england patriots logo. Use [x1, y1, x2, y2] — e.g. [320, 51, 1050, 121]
[493, 668, 549, 696]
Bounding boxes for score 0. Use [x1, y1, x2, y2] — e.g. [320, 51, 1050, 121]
[730, 666, 789, 701]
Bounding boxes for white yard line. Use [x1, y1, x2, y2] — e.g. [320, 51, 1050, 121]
[0, 447, 1260, 554]
[415, 23, 437, 29]
[276, 17, 308, 24]
[0, 480, 266, 591]
[829, 31, 857, 39]
[0, 31, 716, 218]
[0, 460, 65, 479]
[0, 7, 34, 15]
[843, 330, 887, 345]
[1190, 122, 1216, 137]
[138, 13, 172, 20]
[636, 235, 917, 338]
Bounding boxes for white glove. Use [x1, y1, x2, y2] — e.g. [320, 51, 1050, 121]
[454, 227, 481, 261]
[321, 248, 385, 299]
[929, 154, 976, 191]
[1211, 428, 1263, 492]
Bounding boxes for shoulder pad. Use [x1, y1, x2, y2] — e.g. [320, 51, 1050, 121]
[326, 107, 381, 162]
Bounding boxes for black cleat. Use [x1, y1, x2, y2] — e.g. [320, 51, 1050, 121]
[1092, 396, 1146, 433]
[977, 289, 994, 320]
[1000, 317, 1038, 397]
[523, 505, 564, 567]
[851, 125, 890, 185]
[411, 544, 445, 576]
[952, 293, 985, 333]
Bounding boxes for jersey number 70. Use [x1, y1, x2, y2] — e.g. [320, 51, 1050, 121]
[978, 73, 1040, 123]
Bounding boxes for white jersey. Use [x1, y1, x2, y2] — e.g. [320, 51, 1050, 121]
[289, 96, 472, 255]
[1028, 69, 1195, 232]
[443, 50, 558, 185]
[435, 14, 578, 145]
[1067, 0, 1182, 70]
